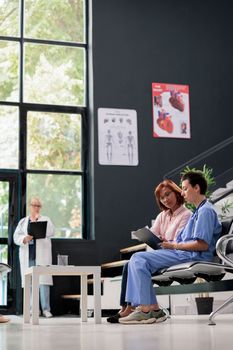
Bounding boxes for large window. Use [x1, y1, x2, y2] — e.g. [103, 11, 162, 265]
[0, 180, 9, 306]
[0, 40, 19, 102]
[24, 43, 85, 105]
[0, 0, 87, 239]
[27, 112, 82, 171]
[0, 106, 19, 169]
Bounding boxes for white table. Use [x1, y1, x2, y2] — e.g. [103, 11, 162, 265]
[23, 265, 101, 325]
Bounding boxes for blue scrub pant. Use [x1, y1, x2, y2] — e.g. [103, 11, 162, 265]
[125, 249, 193, 306]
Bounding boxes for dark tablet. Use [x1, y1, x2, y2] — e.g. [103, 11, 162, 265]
[29, 221, 47, 239]
[132, 227, 162, 250]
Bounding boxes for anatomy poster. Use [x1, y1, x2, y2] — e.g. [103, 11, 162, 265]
[152, 82, 191, 139]
[98, 108, 138, 166]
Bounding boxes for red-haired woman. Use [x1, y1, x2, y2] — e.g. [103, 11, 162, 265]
[107, 179, 191, 323]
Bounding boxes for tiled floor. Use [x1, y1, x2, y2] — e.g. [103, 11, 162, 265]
[0, 315, 233, 350]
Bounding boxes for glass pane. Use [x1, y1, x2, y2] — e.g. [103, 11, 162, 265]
[0, 245, 8, 306]
[27, 174, 82, 238]
[0, 41, 19, 102]
[24, 0, 85, 43]
[0, 106, 19, 169]
[0, 0, 19, 37]
[27, 111, 82, 171]
[0, 181, 9, 238]
[24, 43, 85, 106]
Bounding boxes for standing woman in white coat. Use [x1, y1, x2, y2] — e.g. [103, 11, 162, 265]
[14, 197, 55, 318]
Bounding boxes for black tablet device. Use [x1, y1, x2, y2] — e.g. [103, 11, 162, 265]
[29, 221, 47, 239]
[132, 227, 162, 250]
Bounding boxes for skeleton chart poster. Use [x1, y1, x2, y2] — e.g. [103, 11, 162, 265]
[152, 82, 191, 139]
[98, 108, 139, 166]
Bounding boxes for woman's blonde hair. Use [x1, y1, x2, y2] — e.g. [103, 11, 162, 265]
[28, 196, 42, 206]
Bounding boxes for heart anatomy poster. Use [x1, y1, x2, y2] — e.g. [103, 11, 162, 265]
[98, 108, 138, 166]
[152, 82, 191, 139]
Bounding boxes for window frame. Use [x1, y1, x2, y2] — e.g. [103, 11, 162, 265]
[0, 0, 89, 239]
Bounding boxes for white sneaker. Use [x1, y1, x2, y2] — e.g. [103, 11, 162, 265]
[42, 310, 53, 318]
[30, 310, 41, 316]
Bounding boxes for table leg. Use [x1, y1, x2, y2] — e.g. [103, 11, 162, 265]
[32, 269, 40, 325]
[23, 274, 31, 324]
[81, 274, 88, 322]
[93, 270, 101, 324]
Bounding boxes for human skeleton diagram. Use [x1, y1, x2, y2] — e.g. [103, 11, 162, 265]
[105, 129, 114, 163]
[125, 131, 135, 165]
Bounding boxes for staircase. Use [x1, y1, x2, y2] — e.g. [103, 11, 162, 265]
[211, 179, 233, 218]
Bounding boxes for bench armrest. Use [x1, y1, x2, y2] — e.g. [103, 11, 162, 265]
[216, 235, 233, 267]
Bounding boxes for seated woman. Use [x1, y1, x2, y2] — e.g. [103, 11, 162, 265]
[107, 179, 192, 323]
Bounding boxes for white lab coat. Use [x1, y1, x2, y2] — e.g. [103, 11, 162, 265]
[14, 215, 55, 287]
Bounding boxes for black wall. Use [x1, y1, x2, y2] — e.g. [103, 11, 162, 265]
[51, 0, 233, 307]
[91, 0, 233, 263]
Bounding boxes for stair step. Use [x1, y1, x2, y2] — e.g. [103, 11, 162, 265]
[211, 188, 231, 200]
[61, 294, 81, 300]
[120, 243, 147, 254]
[101, 260, 129, 269]
[226, 180, 233, 189]
[87, 278, 105, 284]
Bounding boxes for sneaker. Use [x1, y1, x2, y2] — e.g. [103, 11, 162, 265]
[119, 308, 167, 325]
[153, 309, 168, 323]
[42, 310, 53, 318]
[107, 313, 122, 323]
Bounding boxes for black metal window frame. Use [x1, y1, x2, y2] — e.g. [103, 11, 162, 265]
[0, 0, 89, 239]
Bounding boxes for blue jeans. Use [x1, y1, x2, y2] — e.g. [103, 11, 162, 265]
[29, 259, 51, 312]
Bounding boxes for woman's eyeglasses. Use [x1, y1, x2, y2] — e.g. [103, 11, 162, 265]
[30, 204, 42, 208]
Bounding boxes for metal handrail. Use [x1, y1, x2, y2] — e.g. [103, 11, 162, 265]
[164, 135, 233, 180]
[216, 235, 233, 268]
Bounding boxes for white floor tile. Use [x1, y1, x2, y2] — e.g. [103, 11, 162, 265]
[0, 315, 233, 350]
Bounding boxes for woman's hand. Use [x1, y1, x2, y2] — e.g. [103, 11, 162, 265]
[23, 235, 33, 244]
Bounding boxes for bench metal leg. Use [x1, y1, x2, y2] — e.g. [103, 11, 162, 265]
[208, 294, 233, 325]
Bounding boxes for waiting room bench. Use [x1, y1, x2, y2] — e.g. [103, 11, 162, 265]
[152, 217, 233, 325]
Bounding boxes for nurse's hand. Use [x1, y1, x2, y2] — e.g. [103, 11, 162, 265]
[160, 240, 177, 250]
[23, 235, 33, 244]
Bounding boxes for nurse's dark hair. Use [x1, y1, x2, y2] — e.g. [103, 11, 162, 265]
[181, 171, 207, 195]
[154, 179, 184, 211]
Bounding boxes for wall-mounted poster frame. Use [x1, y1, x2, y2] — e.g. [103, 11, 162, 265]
[152, 82, 191, 139]
[98, 108, 138, 166]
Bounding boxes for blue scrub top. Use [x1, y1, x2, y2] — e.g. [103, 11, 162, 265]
[176, 200, 222, 261]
